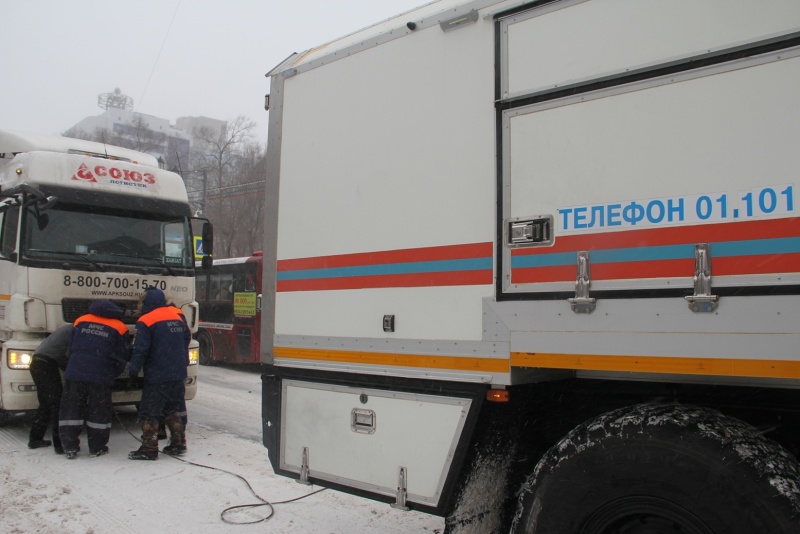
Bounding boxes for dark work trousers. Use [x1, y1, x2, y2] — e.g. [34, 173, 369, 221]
[29, 356, 64, 449]
[138, 380, 187, 425]
[58, 381, 113, 454]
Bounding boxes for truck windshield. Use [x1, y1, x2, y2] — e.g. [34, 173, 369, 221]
[22, 202, 193, 269]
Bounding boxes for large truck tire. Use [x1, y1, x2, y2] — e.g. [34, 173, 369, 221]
[198, 333, 214, 366]
[510, 403, 800, 534]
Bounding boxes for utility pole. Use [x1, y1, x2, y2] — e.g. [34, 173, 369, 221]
[201, 170, 208, 216]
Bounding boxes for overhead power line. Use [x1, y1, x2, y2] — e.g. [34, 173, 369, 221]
[138, 0, 182, 112]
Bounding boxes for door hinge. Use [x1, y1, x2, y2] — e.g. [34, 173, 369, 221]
[685, 243, 718, 312]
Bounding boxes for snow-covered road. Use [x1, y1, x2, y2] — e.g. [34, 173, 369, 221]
[0, 365, 445, 533]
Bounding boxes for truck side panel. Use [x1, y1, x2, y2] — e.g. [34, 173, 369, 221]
[275, 15, 496, 346]
[502, 0, 800, 99]
[496, 0, 800, 385]
[504, 53, 800, 294]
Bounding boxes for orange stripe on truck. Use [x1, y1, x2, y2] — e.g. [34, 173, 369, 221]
[276, 347, 800, 380]
[274, 347, 509, 373]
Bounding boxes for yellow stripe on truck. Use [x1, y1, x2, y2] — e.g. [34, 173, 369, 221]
[274, 347, 510, 373]
[511, 352, 800, 379]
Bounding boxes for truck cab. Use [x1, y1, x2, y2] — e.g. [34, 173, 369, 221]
[0, 130, 210, 421]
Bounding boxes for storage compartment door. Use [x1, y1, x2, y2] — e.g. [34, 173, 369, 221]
[280, 380, 471, 507]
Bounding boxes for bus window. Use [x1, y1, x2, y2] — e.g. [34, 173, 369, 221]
[218, 274, 234, 301]
[196, 277, 208, 302]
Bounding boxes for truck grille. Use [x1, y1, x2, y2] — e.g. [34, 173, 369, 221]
[61, 299, 141, 325]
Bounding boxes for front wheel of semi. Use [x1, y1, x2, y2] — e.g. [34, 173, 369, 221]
[198, 334, 214, 366]
[510, 403, 800, 534]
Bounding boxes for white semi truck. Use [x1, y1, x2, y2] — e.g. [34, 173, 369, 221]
[0, 130, 212, 423]
[260, 1, 800, 531]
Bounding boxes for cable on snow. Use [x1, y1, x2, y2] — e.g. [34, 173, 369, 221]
[114, 409, 327, 525]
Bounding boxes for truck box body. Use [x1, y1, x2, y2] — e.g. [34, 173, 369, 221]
[262, 0, 800, 528]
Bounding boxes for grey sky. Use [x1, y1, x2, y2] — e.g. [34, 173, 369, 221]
[2, 0, 425, 138]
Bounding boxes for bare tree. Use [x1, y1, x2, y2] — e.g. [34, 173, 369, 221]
[121, 116, 165, 155]
[190, 116, 260, 258]
[226, 141, 267, 256]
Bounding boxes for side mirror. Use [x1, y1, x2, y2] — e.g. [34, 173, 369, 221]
[191, 217, 213, 269]
[37, 213, 49, 231]
[201, 222, 213, 257]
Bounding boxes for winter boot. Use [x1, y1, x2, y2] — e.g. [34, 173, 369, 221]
[128, 420, 159, 460]
[162, 412, 187, 456]
[89, 446, 109, 458]
[28, 438, 52, 449]
[53, 434, 64, 455]
[157, 420, 168, 440]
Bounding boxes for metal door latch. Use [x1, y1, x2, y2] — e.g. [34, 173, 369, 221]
[391, 466, 410, 510]
[298, 446, 311, 485]
[568, 251, 596, 314]
[685, 243, 718, 313]
[507, 215, 553, 247]
[351, 408, 377, 434]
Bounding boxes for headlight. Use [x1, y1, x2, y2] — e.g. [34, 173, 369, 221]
[8, 350, 33, 369]
[188, 348, 199, 366]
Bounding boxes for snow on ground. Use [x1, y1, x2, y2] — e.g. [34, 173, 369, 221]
[0, 365, 445, 533]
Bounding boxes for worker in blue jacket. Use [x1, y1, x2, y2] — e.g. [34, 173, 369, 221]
[58, 299, 130, 459]
[128, 287, 191, 460]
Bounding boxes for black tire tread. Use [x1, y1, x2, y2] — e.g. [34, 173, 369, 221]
[511, 403, 800, 533]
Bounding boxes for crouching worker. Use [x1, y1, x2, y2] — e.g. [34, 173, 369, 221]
[28, 323, 73, 453]
[128, 288, 191, 461]
[59, 300, 130, 459]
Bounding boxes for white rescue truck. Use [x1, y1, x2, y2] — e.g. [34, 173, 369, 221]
[0, 130, 212, 423]
[261, 1, 800, 531]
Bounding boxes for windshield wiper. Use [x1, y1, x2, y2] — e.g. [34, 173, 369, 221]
[27, 249, 106, 272]
[105, 252, 176, 276]
[141, 256, 176, 276]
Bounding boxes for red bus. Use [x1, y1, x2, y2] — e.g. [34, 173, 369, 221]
[195, 252, 262, 365]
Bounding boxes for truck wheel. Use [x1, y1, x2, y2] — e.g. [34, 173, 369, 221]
[0, 410, 10, 427]
[511, 403, 800, 534]
[198, 334, 214, 366]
